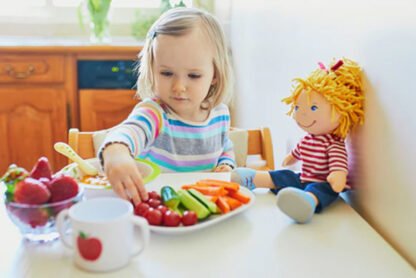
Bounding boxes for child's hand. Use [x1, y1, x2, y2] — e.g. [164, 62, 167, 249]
[102, 144, 148, 205]
[214, 164, 233, 172]
[327, 170, 347, 193]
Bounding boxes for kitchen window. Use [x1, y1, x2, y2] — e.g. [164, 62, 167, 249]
[0, 0, 196, 38]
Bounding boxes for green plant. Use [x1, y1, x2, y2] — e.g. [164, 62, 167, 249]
[78, 0, 112, 42]
[131, 0, 186, 40]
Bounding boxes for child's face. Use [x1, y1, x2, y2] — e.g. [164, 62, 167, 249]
[152, 27, 216, 121]
[293, 90, 340, 135]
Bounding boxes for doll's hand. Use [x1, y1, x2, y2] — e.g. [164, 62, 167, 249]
[102, 144, 148, 205]
[282, 153, 297, 167]
[214, 164, 233, 172]
[327, 171, 347, 193]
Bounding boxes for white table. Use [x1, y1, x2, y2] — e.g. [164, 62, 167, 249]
[1, 178, 415, 277]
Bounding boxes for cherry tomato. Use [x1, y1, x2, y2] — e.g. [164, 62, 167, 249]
[148, 198, 162, 208]
[182, 211, 198, 226]
[156, 205, 168, 215]
[145, 208, 163, 226]
[148, 191, 161, 200]
[134, 202, 150, 217]
[163, 210, 181, 227]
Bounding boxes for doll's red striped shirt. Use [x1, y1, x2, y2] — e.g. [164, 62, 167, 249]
[291, 134, 348, 185]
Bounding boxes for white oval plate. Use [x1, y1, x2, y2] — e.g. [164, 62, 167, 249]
[145, 173, 255, 235]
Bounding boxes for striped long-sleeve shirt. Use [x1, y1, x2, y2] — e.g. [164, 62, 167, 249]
[291, 133, 348, 184]
[100, 98, 236, 172]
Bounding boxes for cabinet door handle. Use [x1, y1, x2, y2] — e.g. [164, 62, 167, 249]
[5, 64, 35, 79]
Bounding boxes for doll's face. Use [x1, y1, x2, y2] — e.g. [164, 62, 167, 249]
[293, 90, 340, 135]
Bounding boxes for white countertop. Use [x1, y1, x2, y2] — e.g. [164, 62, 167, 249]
[0, 188, 414, 278]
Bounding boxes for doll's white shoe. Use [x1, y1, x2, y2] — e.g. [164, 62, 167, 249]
[276, 188, 316, 224]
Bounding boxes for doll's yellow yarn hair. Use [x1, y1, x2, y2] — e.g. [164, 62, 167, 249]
[282, 58, 365, 139]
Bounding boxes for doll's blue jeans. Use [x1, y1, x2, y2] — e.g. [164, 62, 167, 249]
[268, 169, 340, 212]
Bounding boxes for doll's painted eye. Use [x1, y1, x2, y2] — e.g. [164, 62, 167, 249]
[294, 106, 299, 111]
[311, 105, 318, 111]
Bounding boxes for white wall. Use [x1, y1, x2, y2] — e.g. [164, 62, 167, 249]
[229, 0, 416, 268]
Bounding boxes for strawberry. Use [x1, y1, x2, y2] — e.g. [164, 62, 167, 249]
[14, 178, 51, 205]
[16, 207, 50, 228]
[49, 175, 79, 202]
[38, 177, 52, 190]
[29, 157, 52, 180]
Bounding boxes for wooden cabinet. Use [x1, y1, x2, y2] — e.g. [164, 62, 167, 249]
[0, 54, 70, 173]
[79, 89, 138, 131]
[0, 45, 141, 174]
[0, 87, 68, 173]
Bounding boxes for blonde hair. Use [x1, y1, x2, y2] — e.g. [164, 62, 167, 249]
[283, 58, 365, 138]
[137, 7, 233, 109]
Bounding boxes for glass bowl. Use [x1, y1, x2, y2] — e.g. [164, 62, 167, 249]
[4, 188, 84, 243]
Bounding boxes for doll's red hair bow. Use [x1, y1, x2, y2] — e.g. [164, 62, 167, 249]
[318, 59, 343, 72]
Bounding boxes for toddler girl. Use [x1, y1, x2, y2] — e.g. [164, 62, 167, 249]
[99, 8, 236, 204]
[233, 58, 364, 223]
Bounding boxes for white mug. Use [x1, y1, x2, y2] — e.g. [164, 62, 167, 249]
[56, 198, 150, 272]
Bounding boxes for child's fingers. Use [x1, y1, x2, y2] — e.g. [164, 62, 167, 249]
[215, 165, 232, 172]
[131, 169, 148, 202]
[112, 182, 129, 200]
[123, 177, 142, 205]
[214, 165, 224, 172]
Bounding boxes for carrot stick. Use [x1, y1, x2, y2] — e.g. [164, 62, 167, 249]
[224, 196, 242, 210]
[228, 191, 251, 204]
[216, 197, 231, 214]
[197, 179, 240, 192]
[181, 185, 228, 196]
[210, 195, 219, 202]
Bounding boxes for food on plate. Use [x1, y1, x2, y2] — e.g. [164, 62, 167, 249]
[134, 202, 150, 217]
[161, 186, 181, 211]
[177, 189, 211, 220]
[146, 208, 163, 226]
[181, 179, 251, 214]
[80, 174, 111, 187]
[187, 188, 218, 214]
[148, 190, 161, 200]
[181, 211, 198, 226]
[147, 198, 162, 208]
[162, 210, 181, 227]
[133, 179, 252, 229]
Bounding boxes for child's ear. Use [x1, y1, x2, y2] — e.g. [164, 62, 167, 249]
[211, 71, 218, 85]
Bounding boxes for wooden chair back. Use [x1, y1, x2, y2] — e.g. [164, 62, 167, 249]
[68, 127, 275, 170]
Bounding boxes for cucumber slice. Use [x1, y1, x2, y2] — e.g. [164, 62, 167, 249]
[188, 189, 219, 214]
[177, 190, 210, 220]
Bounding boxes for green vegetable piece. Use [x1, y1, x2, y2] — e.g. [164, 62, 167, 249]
[188, 189, 219, 214]
[177, 190, 210, 220]
[161, 186, 180, 210]
[1, 164, 29, 202]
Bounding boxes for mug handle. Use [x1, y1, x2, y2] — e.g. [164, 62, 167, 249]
[56, 209, 73, 249]
[131, 215, 150, 257]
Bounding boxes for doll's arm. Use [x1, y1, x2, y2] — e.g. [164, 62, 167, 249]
[327, 171, 347, 193]
[282, 153, 297, 167]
